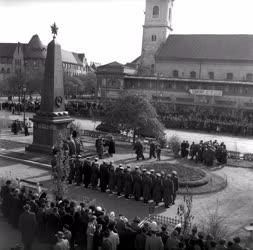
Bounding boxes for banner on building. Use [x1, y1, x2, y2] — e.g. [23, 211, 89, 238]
[189, 89, 222, 96]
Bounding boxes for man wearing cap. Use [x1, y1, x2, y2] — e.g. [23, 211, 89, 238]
[163, 174, 174, 208]
[153, 173, 163, 206]
[172, 171, 179, 204]
[124, 168, 133, 199]
[91, 161, 100, 189]
[18, 204, 37, 250]
[100, 161, 109, 192]
[83, 157, 92, 188]
[54, 231, 70, 250]
[108, 163, 116, 193]
[142, 171, 152, 203]
[133, 168, 142, 201]
[116, 166, 125, 196]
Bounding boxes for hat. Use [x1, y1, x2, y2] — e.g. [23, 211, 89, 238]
[135, 166, 139, 169]
[55, 231, 64, 238]
[167, 174, 172, 178]
[146, 171, 151, 175]
[120, 166, 124, 170]
[161, 171, 165, 175]
[156, 173, 161, 177]
[172, 171, 177, 175]
[150, 169, 155, 173]
[96, 206, 102, 212]
[233, 236, 240, 243]
[77, 155, 82, 158]
[127, 165, 131, 169]
[142, 168, 147, 172]
[95, 158, 98, 161]
[149, 221, 158, 232]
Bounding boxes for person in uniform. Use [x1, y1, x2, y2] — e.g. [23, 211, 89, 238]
[163, 174, 174, 208]
[132, 168, 142, 201]
[171, 171, 179, 204]
[0, 180, 12, 218]
[68, 157, 76, 184]
[83, 157, 92, 188]
[100, 161, 109, 192]
[91, 161, 100, 190]
[153, 173, 163, 206]
[116, 166, 124, 196]
[108, 163, 115, 193]
[124, 168, 133, 199]
[134, 140, 145, 160]
[75, 155, 83, 186]
[142, 171, 152, 203]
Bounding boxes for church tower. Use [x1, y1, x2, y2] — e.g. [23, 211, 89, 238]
[140, 0, 174, 75]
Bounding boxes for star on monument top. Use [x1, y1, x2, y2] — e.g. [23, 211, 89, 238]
[51, 22, 58, 39]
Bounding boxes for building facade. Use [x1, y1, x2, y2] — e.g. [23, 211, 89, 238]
[0, 34, 89, 90]
[96, 0, 253, 115]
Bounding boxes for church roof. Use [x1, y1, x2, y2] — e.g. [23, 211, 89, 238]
[156, 35, 253, 61]
[24, 34, 47, 59]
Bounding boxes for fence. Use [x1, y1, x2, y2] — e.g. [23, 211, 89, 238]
[139, 214, 190, 232]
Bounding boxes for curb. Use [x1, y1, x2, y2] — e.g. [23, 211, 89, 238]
[0, 153, 51, 170]
[226, 163, 253, 169]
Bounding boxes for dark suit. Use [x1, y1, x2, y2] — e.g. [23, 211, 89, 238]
[18, 210, 37, 250]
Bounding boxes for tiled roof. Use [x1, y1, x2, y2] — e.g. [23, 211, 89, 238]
[24, 34, 47, 59]
[0, 43, 17, 57]
[156, 35, 253, 61]
[62, 50, 83, 65]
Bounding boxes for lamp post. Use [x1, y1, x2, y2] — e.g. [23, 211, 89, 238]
[23, 85, 26, 124]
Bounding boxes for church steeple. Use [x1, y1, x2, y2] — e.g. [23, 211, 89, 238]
[140, 0, 174, 75]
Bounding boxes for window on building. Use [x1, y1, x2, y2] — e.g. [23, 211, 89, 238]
[190, 71, 196, 79]
[152, 6, 159, 18]
[1, 68, 5, 73]
[208, 72, 214, 80]
[151, 35, 157, 42]
[151, 64, 155, 74]
[226, 72, 233, 80]
[6, 68, 10, 73]
[173, 70, 179, 78]
[246, 73, 253, 82]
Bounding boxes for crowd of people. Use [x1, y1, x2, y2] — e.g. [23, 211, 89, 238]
[11, 119, 30, 136]
[180, 140, 228, 167]
[161, 110, 253, 136]
[1, 100, 40, 114]
[0, 180, 249, 250]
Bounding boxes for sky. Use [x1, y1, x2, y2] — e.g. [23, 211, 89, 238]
[1, 0, 253, 65]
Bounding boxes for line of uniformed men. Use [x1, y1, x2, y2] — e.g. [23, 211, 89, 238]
[68, 156, 179, 208]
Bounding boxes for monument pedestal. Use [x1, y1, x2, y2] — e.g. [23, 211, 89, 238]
[26, 112, 73, 154]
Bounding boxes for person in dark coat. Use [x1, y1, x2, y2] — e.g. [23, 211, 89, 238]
[133, 170, 142, 201]
[83, 158, 92, 188]
[0, 180, 12, 218]
[134, 227, 147, 250]
[91, 162, 100, 189]
[18, 204, 37, 250]
[75, 156, 83, 186]
[171, 171, 179, 204]
[124, 169, 133, 199]
[100, 161, 109, 192]
[153, 174, 163, 205]
[68, 158, 75, 184]
[134, 140, 145, 160]
[163, 174, 174, 208]
[108, 137, 115, 157]
[93, 224, 103, 250]
[149, 140, 156, 159]
[142, 172, 152, 203]
[116, 166, 124, 196]
[95, 136, 104, 159]
[108, 163, 115, 193]
[156, 144, 161, 161]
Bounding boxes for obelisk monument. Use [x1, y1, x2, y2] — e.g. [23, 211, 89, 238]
[26, 23, 73, 154]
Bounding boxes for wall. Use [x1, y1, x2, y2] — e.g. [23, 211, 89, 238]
[156, 59, 253, 81]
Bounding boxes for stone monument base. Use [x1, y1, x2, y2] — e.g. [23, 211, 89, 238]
[26, 112, 74, 154]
